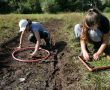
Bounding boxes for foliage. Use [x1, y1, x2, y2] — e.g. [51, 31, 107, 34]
[0, 0, 109, 13]
[41, 0, 60, 13]
[104, 7, 110, 12]
[104, 0, 110, 7]
[1, 0, 42, 14]
[27, 0, 42, 13]
[0, 0, 10, 14]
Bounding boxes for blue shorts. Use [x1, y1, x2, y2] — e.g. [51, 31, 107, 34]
[28, 31, 50, 43]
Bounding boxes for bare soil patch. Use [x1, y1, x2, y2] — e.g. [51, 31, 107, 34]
[0, 19, 81, 90]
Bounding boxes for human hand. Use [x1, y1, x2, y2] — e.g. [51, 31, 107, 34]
[16, 45, 22, 49]
[83, 51, 90, 61]
[93, 52, 100, 60]
[30, 51, 37, 58]
[39, 47, 42, 49]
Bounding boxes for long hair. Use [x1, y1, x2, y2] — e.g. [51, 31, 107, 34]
[80, 8, 102, 41]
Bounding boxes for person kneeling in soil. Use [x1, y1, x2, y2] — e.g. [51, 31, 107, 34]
[17, 19, 52, 57]
[74, 8, 110, 61]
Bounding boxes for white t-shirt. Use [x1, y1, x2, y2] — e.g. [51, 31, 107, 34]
[89, 29, 103, 42]
[74, 24, 103, 42]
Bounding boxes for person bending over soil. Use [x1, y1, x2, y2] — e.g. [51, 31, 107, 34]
[17, 19, 52, 57]
[74, 8, 110, 61]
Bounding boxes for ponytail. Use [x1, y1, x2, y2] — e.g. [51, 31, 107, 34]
[26, 19, 32, 32]
[27, 19, 32, 25]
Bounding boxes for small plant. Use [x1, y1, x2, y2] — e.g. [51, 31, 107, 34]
[88, 55, 110, 68]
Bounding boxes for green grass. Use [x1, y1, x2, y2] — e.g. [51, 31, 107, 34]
[88, 57, 110, 67]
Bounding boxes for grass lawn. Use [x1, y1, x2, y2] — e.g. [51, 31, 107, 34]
[88, 56, 110, 68]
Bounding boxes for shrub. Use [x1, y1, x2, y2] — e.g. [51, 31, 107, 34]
[0, 0, 10, 14]
[17, 2, 31, 14]
[41, 0, 60, 13]
[103, 7, 110, 12]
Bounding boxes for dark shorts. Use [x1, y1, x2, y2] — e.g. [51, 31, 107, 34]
[40, 31, 49, 39]
[28, 31, 50, 43]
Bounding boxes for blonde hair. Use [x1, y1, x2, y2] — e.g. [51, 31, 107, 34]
[80, 8, 101, 41]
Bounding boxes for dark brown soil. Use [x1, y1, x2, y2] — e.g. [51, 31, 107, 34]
[14, 48, 49, 60]
[0, 19, 81, 90]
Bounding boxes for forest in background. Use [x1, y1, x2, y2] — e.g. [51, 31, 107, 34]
[0, 0, 110, 14]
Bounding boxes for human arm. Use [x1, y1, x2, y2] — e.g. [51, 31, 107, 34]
[80, 40, 90, 60]
[30, 31, 40, 57]
[17, 30, 25, 49]
[93, 33, 109, 60]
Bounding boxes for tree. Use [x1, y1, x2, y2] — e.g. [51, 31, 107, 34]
[8, 0, 20, 13]
[0, 0, 104, 13]
[9, 0, 42, 14]
[0, 0, 10, 14]
[41, 0, 60, 13]
[27, 0, 42, 13]
[71, 0, 103, 11]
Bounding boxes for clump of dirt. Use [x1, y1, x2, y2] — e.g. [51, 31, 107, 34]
[0, 19, 81, 90]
